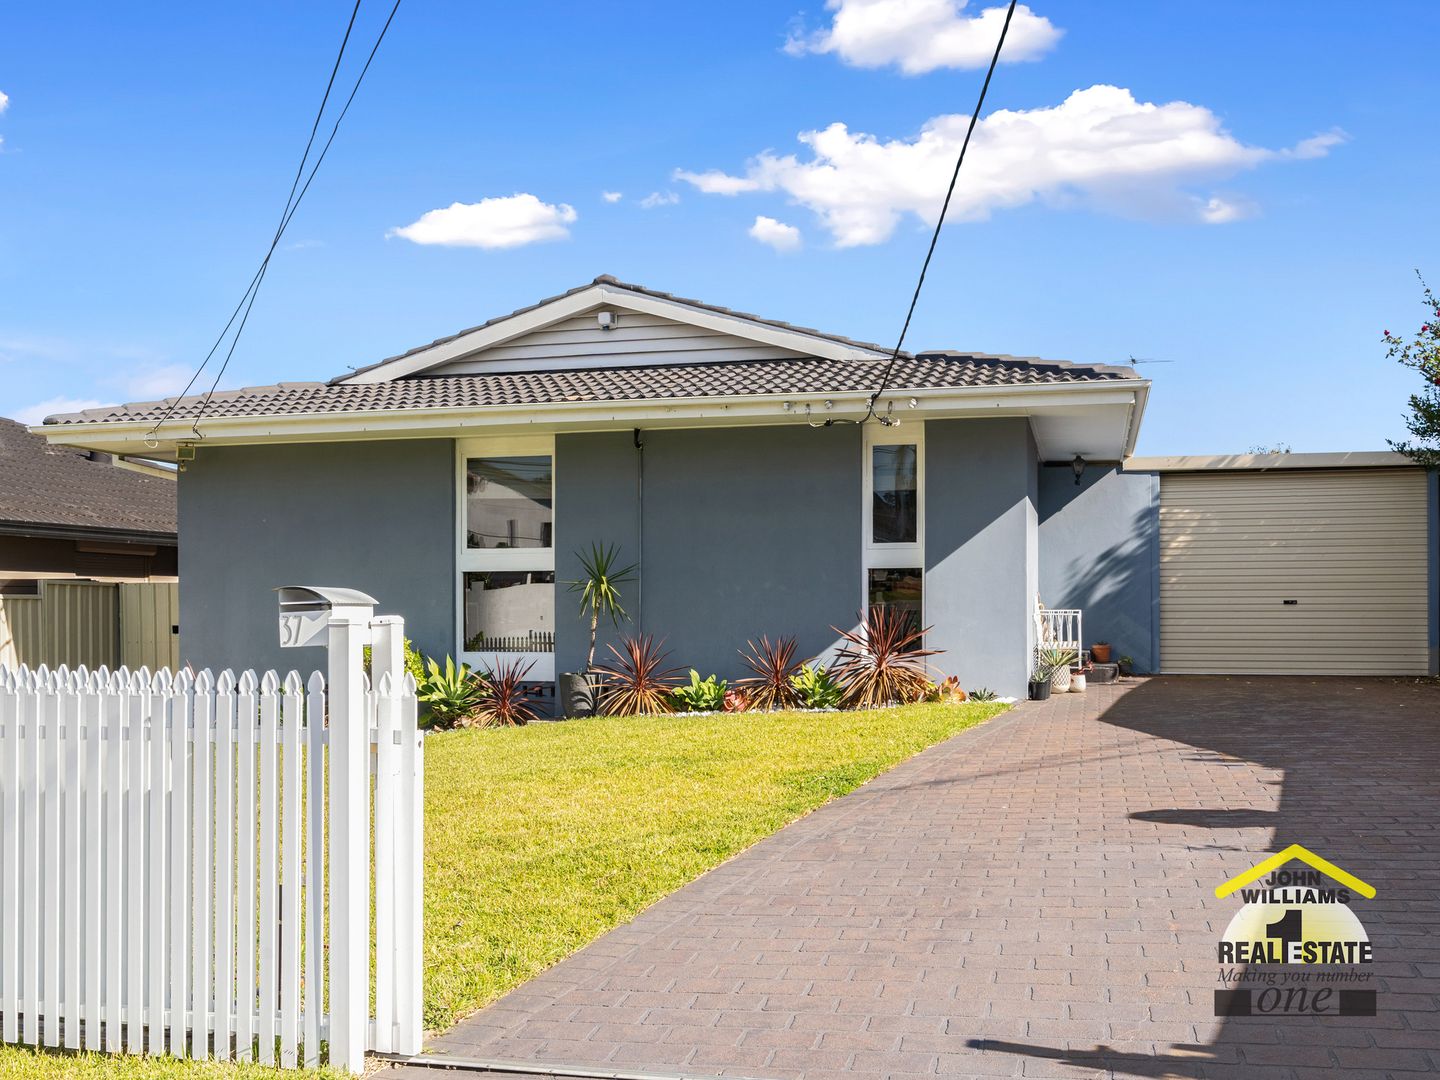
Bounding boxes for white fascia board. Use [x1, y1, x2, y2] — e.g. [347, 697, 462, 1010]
[339, 286, 609, 383]
[40, 380, 1146, 456]
[338, 283, 889, 384]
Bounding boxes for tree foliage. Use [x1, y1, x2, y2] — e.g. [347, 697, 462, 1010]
[1383, 271, 1440, 469]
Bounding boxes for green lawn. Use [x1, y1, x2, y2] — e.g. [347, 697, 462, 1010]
[423, 699, 1006, 1029]
[3, 699, 1006, 1076]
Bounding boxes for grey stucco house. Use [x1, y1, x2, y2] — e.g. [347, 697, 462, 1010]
[36, 276, 1439, 691]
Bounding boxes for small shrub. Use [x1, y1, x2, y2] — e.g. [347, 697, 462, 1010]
[417, 656, 488, 729]
[671, 670, 728, 712]
[738, 635, 803, 711]
[469, 659, 544, 727]
[598, 635, 683, 716]
[832, 606, 941, 709]
[363, 637, 427, 684]
[790, 663, 843, 709]
[936, 675, 968, 704]
[968, 686, 999, 702]
[723, 687, 749, 713]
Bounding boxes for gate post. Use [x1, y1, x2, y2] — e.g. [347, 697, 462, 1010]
[327, 606, 371, 1073]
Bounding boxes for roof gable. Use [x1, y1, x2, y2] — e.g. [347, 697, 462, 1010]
[335, 276, 893, 384]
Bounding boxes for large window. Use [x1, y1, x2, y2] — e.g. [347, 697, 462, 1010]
[863, 425, 924, 624]
[457, 439, 556, 679]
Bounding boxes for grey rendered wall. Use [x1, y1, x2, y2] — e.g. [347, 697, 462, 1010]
[556, 425, 861, 681]
[1037, 465, 1159, 673]
[554, 432, 642, 677]
[924, 418, 1039, 699]
[177, 440, 455, 675]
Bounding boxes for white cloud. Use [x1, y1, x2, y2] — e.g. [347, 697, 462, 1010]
[678, 85, 1345, 246]
[639, 190, 680, 209]
[389, 194, 577, 249]
[0, 91, 9, 114]
[12, 397, 111, 426]
[748, 215, 803, 252]
[124, 364, 196, 400]
[786, 0, 1061, 74]
[601, 190, 623, 203]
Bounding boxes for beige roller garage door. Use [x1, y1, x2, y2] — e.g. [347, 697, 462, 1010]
[1160, 468, 1430, 674]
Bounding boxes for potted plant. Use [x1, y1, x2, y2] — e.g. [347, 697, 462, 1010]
[1029, 651, 1054, 700]
[1037, 647, 1076, 694]
[1118, 655, 1134, 677]
[1090, 640, 1112, 663]
[1070, 661, 1088, 692]
[560, 542, 637, 718]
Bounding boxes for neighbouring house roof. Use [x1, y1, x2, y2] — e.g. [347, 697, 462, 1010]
[43, 352, 1138, 428]
[0, 417, 176, 538]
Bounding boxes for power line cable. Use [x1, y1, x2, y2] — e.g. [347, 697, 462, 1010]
[144, 0, 398, 443]
[187, 0, 403, 437]
[145, 0, 363, 444]
[826, 0, 1018, 428]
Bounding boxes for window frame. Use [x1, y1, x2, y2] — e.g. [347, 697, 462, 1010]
[455, 435, 557, 681]
[861, 423, 925, 626]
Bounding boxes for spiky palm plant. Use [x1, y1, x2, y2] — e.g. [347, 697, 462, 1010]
[831, 606, 942, 709]
[470, 659, 543, 727]
[597, 635, 683, 716]
[737, 635, 802, 711]
[567, 542, 638, 670]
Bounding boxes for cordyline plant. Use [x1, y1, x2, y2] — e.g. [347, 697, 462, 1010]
[831, 606, 942, 710]
[737, 634, 803, 711]
[567, 542, 638, 670]
[470, 659, 543, 727]
[598, 634, 683, 716]
[1383, 271, 1440, 469]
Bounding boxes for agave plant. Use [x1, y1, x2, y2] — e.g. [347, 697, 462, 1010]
[723, 687, 749, 713]
[598, 635, 683, 716]
[737, 635, 803, 711]
[670, 669, 728, 712]
[417, 655, 488, 729]
[469, 659, 543, 727]
[790, 662, 843, 709]
[831, 606, 942, 710]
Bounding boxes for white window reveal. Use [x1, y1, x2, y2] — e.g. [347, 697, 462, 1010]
[456, 436, 556, 681]
[862, 423, 924, 631]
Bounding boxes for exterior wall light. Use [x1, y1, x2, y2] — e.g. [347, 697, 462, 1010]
[1071, 453, 1087, 485]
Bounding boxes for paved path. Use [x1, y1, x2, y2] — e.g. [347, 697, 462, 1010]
[389, 676, 1440, 1080]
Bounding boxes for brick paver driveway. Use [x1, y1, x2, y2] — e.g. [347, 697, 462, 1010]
[392, 676, 1440, 1080]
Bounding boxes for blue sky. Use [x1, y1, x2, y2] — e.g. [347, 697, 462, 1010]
[1, 1, 1436, 454]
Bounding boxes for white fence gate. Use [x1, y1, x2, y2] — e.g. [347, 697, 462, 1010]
[0, 661, 422, 1072]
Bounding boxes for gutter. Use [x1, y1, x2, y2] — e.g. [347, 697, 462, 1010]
[36, 379, 1149, 457]
[0, 521, 178, 546]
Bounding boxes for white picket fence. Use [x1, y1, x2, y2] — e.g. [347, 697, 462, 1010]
[0, 662, 422, 1071]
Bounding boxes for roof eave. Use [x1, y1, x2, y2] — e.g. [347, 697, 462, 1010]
[38, 379, 1149, 457]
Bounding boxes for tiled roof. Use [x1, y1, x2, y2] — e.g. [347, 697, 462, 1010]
[44, 351, 1138, 427]
[0, 418, 176, 536]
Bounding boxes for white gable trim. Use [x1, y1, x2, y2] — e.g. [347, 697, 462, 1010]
[338, 283, 889, 384]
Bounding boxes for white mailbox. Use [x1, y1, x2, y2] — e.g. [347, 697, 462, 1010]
[277, 585, 378, 649]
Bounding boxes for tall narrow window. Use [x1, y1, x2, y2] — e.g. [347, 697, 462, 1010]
[458, 439, 556, 680]
[863, 424, 924, 624]
[871, 444, 918, 544]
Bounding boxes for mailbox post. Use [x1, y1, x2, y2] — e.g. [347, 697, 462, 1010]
[275, 586, 403, 1070]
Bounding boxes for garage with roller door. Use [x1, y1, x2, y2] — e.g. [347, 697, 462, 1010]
[1154, 460, 1434, 675]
